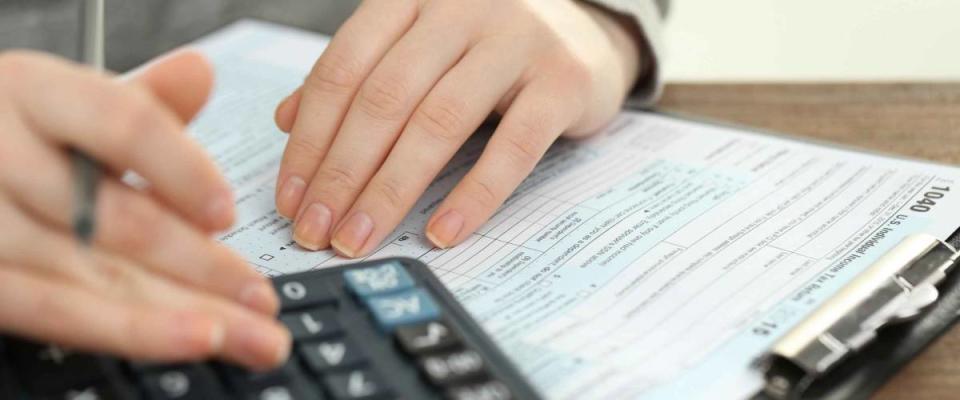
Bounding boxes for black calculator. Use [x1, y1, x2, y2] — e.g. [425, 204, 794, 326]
[0, 258, 542, 400]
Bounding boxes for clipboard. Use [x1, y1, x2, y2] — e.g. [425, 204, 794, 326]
[620, 109, 960, 400]
[752, 229, 960, 400]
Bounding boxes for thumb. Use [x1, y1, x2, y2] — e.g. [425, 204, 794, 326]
[130, 49, 214, 124]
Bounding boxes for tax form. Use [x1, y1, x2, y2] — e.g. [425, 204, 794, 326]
[188, 21, 960, 399]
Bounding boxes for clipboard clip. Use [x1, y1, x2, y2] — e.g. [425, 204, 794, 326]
[759, 234, 959, 400]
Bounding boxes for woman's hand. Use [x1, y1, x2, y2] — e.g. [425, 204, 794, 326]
[274, 0, 643, 257]
[0, 50, 290, 369]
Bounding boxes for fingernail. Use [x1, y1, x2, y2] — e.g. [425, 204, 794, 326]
[293, 202, 332, 251]
[205, 191, 235, 229]
[277, 176, 307, 219]
[236, 321, 291, 369]
[427, 210, 464, 248]
[209, 322, 226, 353]
[239, 281, 279, 315]
[170, 311, 224, 357]
[331, 212, 374, 258]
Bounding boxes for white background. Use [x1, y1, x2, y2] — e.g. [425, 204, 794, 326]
[663, 0, 960, 81]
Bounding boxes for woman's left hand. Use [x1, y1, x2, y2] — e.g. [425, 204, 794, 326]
[274, 0, 644, 257]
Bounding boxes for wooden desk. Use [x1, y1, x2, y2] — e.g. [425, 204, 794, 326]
[658, 83, 960, 400]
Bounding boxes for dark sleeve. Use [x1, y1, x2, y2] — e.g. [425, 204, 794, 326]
[0, 0, 358, 72]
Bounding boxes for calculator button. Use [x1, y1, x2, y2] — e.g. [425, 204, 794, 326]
[6, 341, 107, 393]
[395, 320, 459, 355]
[240, 368, 326, 400]
[280, 309, 343, 340]
[128, 361, 168, 373]
[142, 365, 226, 400]
[248, 382, 325, 400]
[223, 358, 298, 390]
[322, 368, 389, 400]
[445, 380, 513, 400]
[45, 381, 135, 400]
[343, 261, 415, 297]
[299, 337, 366, 373]
[274, 277, 338, 311]
[365, 288, 441, 331]
[419, 349, 487, 386]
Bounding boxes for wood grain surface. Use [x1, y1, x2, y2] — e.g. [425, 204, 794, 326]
[657, 83, 960, 400]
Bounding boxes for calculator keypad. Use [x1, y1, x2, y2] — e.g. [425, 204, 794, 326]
[299, 337, 366, 372]
[343, 260, 415, 296]
[281, 309, 343, 340]
[365, 288, 442, 331]
[0, 258, 538, 400]
[420, 349, 487, 386]
[141, 365, 225, 400]
[274, 276, 339, 310]
[322, 368, 387, 399]
[395, 321, 459, 354]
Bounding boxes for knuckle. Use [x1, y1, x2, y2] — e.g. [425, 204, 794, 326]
[462, 175, 501, 211]
[0, 51, 30, 77]
[499, 123, 546, 167]
[93, 261, 136, 296]
[101, 191, 164, 255]
[412, 98, 467, 146]
[306, 52, 362, 94]
[563, 59, 593, 89]
[316, 163, 362, 192]
[371, 176, 408, 211]
[285, 136, 327, 159]
[32, 289, 70, 323]
[0, 51, 44, 90]
[102, 88, 163, 146]
[356, 74, 409, 121]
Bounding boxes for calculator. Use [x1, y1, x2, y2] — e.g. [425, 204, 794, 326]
[0, 258, 542, 400]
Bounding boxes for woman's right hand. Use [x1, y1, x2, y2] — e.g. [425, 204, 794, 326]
[0, 50, 290, 369]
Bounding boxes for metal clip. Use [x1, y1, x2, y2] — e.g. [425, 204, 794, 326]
[760, 234, 958, 400]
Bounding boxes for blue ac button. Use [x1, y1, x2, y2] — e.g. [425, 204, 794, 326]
[365, 288, 441, 331]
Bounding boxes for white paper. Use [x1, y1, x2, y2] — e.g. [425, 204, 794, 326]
[187, 20, 960, 399]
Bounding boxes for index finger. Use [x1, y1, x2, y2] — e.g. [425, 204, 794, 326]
[275, 0, 419, 219]
[0, 50, 233, 231]
[133, 49, 214, 123]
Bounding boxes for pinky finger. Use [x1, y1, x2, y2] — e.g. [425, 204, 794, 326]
[426, 80, 577, 248]
[274, 87, 303, 134]
[0, 266, 223, 362]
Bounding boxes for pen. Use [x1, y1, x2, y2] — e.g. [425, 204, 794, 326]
[73, 0, 105, 244]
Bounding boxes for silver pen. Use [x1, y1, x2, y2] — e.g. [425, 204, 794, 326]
[72, 0, 105, 244]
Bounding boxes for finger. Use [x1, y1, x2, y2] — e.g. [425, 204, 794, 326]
[0, 190, 87, 279]
[0, 125, 277, 315]
[276, 0, 420, 218]
[88, 253, 291, 369]
[274, 87, 302, 133]
[2, 50, 233, 231]
[0, 201, 287, 369]
[133, 49, 214, 123]
[329, 39, 528, 257]
[294, 3, 479, 252]
[96, 180, 278, 315]
[427, 78, 581, 247]
[0, 266, 224, 363]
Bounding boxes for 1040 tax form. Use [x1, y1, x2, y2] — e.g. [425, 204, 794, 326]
[188, 21, 960, 399]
